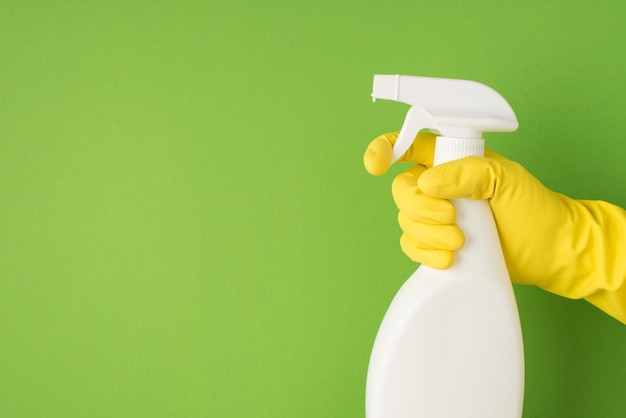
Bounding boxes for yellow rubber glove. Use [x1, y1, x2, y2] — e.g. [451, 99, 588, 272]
[364, 132, 626, 324]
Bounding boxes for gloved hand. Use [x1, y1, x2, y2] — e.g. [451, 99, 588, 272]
[364, 131, 626, 324]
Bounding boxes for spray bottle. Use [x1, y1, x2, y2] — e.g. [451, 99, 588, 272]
[366, 75, 524, 418]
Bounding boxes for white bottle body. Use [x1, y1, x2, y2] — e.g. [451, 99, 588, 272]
[365, 137, 524, 418]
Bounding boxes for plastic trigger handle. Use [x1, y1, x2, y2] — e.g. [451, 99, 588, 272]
[392, 106, 438, 163]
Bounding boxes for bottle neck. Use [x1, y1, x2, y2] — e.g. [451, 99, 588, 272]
[430, 135, 509, 279]
[433, 136, 485, 166]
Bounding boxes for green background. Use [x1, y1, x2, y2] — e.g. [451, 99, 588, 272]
[2, 0, 626, 417]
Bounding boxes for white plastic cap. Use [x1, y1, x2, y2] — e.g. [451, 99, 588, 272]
[433, 136, 485, 166]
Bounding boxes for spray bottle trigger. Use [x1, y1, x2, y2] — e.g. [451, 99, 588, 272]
[392, 106, 438, 163]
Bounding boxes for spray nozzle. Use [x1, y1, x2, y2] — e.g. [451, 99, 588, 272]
[372, 75, 518, 163]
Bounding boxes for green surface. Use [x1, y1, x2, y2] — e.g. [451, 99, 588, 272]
[2, 1, 626, 417]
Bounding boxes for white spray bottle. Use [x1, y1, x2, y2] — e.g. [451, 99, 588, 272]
[366, 75, 524, 418]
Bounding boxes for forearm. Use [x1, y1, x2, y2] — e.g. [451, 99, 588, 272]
[536, 199, 626, 324]
[579, 200, 626, 324]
